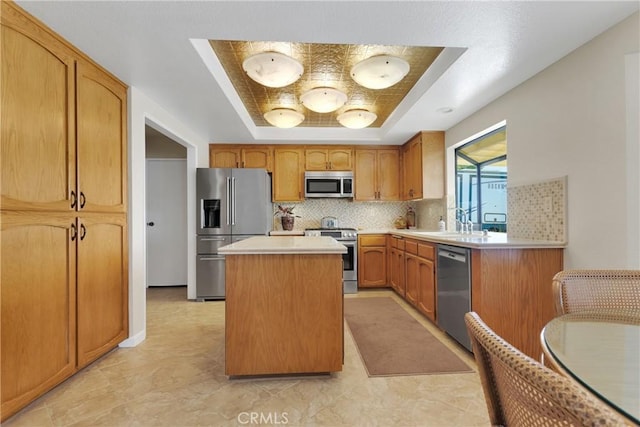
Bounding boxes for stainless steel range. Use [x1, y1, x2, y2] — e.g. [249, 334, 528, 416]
[304, 227, 358, 294]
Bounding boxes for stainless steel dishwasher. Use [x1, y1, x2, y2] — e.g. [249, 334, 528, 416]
[436, 244, 472, 351]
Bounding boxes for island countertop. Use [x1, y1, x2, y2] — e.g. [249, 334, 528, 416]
[218, 236, 347, 255]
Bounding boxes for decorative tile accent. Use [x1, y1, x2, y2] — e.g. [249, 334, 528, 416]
[415, 198, 446, 230]
[507, 176, 567, 242]
[272, 199, 410, 231]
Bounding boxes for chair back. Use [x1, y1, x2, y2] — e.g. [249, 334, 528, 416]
[464, 311, 633, 426]
[552, 269, 640, 315]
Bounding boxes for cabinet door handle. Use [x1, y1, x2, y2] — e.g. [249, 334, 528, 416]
[71, 223, 77, 241]
[70, 190, 77, 209]
[80, 223, 87, 240]
[79, 192, 86, 208]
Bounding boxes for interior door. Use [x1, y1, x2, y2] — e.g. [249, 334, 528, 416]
[146, 159, 187, 286]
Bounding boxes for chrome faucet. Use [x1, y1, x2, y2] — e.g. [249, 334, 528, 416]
[453, 207, 474, 234]
[454, 207, 467, 233]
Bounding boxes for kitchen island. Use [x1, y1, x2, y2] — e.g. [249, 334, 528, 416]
[219, 236, 346, 376]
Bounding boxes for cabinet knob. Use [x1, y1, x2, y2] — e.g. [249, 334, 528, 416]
[147, 222, 155, 226]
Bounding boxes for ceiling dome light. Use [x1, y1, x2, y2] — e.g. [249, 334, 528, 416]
[351, 55, 410, 90]
[337, 109, 377, 129]
[242, 52, 303, 88]
[300, 87, 348, 113]
[263, 108, 305, 128]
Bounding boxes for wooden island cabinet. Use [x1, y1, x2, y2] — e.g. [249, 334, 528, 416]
[220, 236, 345, 376]
[1, 2, 128, 421]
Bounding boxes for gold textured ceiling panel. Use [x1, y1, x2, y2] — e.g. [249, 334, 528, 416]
[209, 40, 444, 128]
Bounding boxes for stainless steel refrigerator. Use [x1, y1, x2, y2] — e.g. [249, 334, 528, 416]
[196, 168, 271, 300]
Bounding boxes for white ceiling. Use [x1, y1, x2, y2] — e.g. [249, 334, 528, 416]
[16, 1, 638, 145]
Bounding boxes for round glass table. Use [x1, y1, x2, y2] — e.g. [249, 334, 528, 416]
[541, 311, 640, 424]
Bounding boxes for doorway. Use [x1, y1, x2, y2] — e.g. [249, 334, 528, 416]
[145, 126, 188, 287]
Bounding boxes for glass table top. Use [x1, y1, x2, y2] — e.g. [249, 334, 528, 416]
[542, 311, 640, 424]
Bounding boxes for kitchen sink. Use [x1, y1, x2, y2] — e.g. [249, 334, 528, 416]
[412, 231, 492, 239]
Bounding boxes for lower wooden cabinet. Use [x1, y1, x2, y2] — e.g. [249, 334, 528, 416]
[405, 252, 419, 305]
[415, 244, 436, 322]
[0, 212, 128, 420]
[1, 212, 77, 419]
[76, 214, 128, 368]
[389, 236, 406, 296]
[404, 239, 436, 322]
[358, 235, 387, 287]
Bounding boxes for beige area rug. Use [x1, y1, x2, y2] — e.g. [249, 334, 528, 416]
[344, 297, 473, 377]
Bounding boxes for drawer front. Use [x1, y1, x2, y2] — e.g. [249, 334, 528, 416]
[359, 235, 386, 247]
[197, 235, 232, 254]
[394, 238, 405, 250]
[418, 243, 435, 260]
[405, 240, 418, 255]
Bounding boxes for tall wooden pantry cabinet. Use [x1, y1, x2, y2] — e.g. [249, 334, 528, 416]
[1, 1, 128, 421]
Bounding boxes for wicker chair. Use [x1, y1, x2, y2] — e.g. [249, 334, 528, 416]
[465, 312, 634, 427]
[552, 269, 640, 316]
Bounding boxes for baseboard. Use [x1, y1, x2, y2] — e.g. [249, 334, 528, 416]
[119, 329, 146, 347]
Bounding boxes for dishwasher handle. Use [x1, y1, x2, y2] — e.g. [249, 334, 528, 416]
[438, 249, 467, 263]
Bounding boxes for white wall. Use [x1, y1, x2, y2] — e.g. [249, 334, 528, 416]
[445, 12, 639, 269]
[121, 87, 207, 347]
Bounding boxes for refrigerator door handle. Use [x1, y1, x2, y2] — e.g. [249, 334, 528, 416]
[226, 177, 231, 225]
[199, 256, 225, 261]
[231, 177, 237, 226]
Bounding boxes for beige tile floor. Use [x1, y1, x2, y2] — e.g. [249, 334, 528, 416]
[5, 287, 490, 427]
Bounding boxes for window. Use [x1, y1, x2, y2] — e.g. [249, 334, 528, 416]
[455, 126, 507, 232]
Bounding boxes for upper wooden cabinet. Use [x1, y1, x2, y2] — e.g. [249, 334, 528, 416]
[305, 147, 353, 171]
[273, 147, 304, 201]
[209, 145, 273, 171]
[76, 60, 127, 213]
[401, 131, 444, 200]
[1, 5, 127, 213]
[354, 148, 401, 201]
[1, 4, 76, 212]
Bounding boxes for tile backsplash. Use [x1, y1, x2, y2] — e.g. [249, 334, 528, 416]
[270, 176, 566, 240]
[272, 199, 411, 231]
[507, 176, 567, 242]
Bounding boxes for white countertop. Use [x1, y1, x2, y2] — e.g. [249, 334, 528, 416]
[218, 236, 347, 255]
[358, 229, 566, 249]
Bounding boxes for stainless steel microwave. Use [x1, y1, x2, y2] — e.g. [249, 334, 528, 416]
[304, 171, 354, 198]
